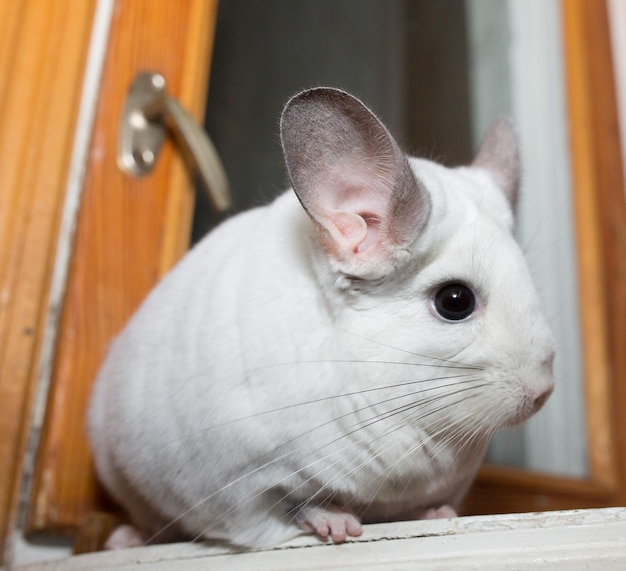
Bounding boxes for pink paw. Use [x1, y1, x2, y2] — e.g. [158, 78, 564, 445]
[423, 505, 458, 520]
[296, 505, 363, 543]
[104, 524, 147, 550]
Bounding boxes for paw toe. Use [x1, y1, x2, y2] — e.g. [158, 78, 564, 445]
[423, 505, 458, 520]
[297, 506, 362, 543]
[103, 524, 147, 550]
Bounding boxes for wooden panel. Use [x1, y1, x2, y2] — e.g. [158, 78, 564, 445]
[568, 0, 626, 505]
[564, 0, 619, 491]
[464, 0, 626, 514]
[25, 0, 219, 535]
[0, 0, 97, 563]
[463, 467, 613, 516]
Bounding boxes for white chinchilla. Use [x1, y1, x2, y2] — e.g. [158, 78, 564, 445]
[88, 87, 555, 549]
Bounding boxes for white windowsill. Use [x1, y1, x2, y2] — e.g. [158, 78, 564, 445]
[12, 507, 626, 570]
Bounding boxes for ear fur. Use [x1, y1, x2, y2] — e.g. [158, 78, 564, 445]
[280, 87, 430, 275]
[472, 117, 520, 211]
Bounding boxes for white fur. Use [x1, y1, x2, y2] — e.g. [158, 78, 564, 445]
[88, 88, 555, 549]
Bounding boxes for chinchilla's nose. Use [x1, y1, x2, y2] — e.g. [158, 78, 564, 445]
[532, 350, 555, 413]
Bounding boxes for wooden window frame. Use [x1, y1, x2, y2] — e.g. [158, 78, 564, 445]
[23, 0, 219, 538]
[0, 1, 98, 565]
[0, 0, 219, 566]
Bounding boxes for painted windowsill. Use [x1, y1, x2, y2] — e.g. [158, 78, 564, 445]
[14, 507, 626, 570]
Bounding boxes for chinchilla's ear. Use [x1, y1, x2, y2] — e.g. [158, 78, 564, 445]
[280, 87, 431, 276]
[472, 117, 520, 212]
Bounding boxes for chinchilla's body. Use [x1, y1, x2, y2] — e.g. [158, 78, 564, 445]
[88, 88, 555, 549]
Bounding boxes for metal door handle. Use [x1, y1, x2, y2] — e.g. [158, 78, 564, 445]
[118, 71, 231, 212]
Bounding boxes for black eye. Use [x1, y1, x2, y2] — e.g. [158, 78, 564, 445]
[434, 283, 476, 321]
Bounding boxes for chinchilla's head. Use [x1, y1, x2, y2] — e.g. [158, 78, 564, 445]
[280, 87, 555, 434]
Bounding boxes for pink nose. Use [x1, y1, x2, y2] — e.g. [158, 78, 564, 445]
[533, 386, 553, 412]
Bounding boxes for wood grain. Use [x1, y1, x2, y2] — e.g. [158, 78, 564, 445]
[462, 466, 613, 516]
[25, 0, 219, 535]
[464, 0, 626, 513]
[562, 0, 620, 492]
[567, 0, 626, 505]
[0, 1, 96, 563]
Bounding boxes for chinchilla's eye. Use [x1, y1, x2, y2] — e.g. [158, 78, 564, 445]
[434, 283, 476, 321]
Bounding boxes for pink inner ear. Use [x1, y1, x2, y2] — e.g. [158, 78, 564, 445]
[325, 164, 391, 212]
[323, 210, 368, 254]
[315, 163, 391, 256]
[281, 88, 431, 271]
[322, 210, 384, 256]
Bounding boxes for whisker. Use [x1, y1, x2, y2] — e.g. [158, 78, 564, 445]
[279, 384, 490, 520]
[334, 329, 486, 369]
[343, 381, 490, 439]
[288, 390, 487, 524]
[151, 375, 478, 542]
[156, 377, 493, 545]
[144, 443, 302, 544]
[327, 383, 500, 515]
[169, 372, 480, 441]
[353, 405, 485, 517]
[250, 358, 482, 373]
